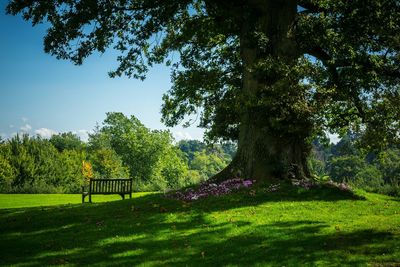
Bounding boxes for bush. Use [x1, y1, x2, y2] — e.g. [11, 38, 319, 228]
[377, 184, 400, 197]
[16, 179, 64, 194]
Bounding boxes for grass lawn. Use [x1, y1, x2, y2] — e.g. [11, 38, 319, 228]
[0, 194, 130, 209]
[0, 183, 399, 266]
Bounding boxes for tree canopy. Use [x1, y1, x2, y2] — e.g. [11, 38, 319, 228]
[7, 0, 400, 180]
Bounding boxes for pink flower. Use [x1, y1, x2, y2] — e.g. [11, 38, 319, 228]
[168, 178, 255, 201]
[243, 180, 253, 187]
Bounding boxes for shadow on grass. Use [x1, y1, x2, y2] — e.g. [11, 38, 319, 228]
[0, 186, 396, 266]
[189, 182, 366, 213]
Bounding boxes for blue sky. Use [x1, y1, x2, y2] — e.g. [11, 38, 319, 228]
[0, 3, 203, 141]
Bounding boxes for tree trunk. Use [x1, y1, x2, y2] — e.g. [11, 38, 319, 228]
[213, 0, 312, 182]
[213, 123, 312, 181]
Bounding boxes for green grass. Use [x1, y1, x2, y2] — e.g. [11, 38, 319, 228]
[0, 194, 129, 209]
[0, 183, 399, 266]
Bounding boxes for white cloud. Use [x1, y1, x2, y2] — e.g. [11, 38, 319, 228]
[35, 128, 58, 139]
[173, 131, 193, 141]
[20, 124, 32, 132]
[73, 129, 91, 142]
[21, 117, 28, 122]
[9, 125, 14, 128]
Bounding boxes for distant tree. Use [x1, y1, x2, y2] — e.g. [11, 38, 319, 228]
[49, 132, 85, 152]
[2, 134, 70, 192]
[90, 148, 129, 179]
[177, 140, 206, 163]
[0, 132, 130, 193]
[190, 150, 229, 181]
[157, 145, 190, 189]
[353, 165, 383, 192]
[7, 0, 400, 182]
[311, 138, 332, 161]
[87, 124, 112, 151]
[329, 155, 365, 183]
[58, 149, 86, 193]
[330, 132, 358, 158]
[0, 155, 15, 191]
[7, 134, 38, 187]
[89, 112, 188, 190]
[376, 149, 400, 189]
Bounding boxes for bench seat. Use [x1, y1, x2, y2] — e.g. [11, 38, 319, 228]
[82, 178, 133, 203]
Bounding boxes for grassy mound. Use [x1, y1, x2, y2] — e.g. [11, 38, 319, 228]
[0, 182, 399, 266]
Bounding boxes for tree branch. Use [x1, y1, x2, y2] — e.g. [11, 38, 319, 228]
[304, 46, 368, 121]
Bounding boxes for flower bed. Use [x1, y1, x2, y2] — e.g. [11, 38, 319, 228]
[169, 178, 255, 201]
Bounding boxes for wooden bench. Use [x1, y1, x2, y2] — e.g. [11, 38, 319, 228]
[82, 178, 133, 203]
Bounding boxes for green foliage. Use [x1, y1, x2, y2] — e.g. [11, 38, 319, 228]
[353, 166, 383, 192]
[177, 140, 206, 163]
[0, 155, 15, 191]
[375, 149, 400, 195]
[329, 155, 366, 183]
[58, 150, 86, 193]
[190, 150, 229, 181]
[376, 149, 400, 186]
[89, 148, 129, 179]
[176, 140, 233, 182]
[7, 134, 39, 188]
[49, 132, 85, 152]
[0, 134, 88, 193]
[313, 132, 400, 196]
[308, 156, 326, 178]
[89, 112, 189, 191]
[157, 146, 190, 190]
[183, 169, 205, 186]
[330, 133, 358, 157]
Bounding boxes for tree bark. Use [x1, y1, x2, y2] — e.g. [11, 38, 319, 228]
[213, 0, 312, 182]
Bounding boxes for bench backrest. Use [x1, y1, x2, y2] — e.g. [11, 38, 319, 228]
[89, 178, 133, 194]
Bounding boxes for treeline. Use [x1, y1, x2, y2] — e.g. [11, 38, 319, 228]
[0, 112, 234, 193]
[310, 133, 400, 196]
[2, 113, 398, 196]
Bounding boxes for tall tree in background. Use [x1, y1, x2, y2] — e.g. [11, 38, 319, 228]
[7, 0, 400, 181]
[49, 132, 85, 152]
[88, 112, 188, 190]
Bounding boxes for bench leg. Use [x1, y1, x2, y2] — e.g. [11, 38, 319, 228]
[89, 194, 92, 203]
[82, 194, 85, 203]
[129, 193, 132, 199]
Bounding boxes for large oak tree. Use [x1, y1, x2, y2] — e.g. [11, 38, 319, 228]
[7, 0, 400, 181]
